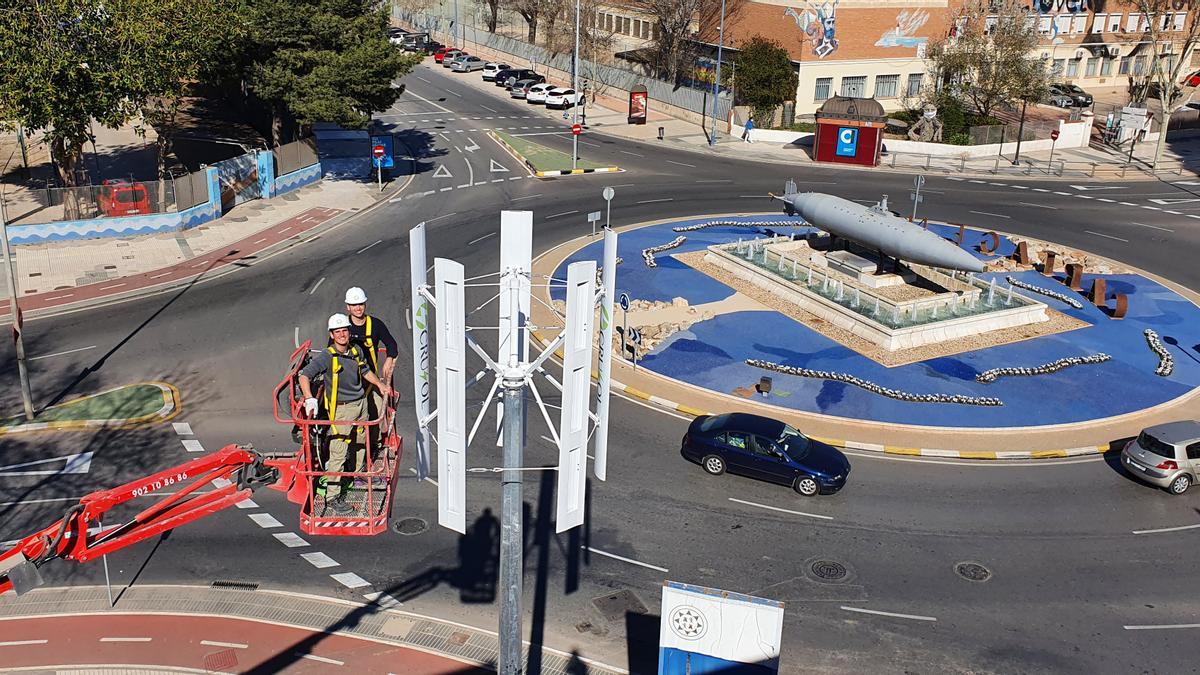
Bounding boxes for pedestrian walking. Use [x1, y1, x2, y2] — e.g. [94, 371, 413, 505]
[343, 286, 398, 459]
[742, 116, 754, 143]
[300, 313, 394, 516]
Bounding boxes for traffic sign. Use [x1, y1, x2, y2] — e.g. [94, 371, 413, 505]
[603, 187, 615, 201]
[629, 327, 641, 344]
[618, 292, 630, 311]
[572, 123, 582, 136]
[373, 144, 386, 158]
[1050, 129, 1060, 141]
[588, 211, 601, 222]
[909, 193, 923, 203]
[913, 175, 925, 189]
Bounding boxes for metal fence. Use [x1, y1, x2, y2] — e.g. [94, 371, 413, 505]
[396, 8, 733, 121]
[967, 124, 1038, 146]
[274, 138, 320, 176]
[4, 180, 178, 225]
[173, 169, 211, 211]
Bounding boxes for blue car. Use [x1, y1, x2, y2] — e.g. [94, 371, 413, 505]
[681, 413, 850, 496]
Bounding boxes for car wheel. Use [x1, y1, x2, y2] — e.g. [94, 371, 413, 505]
[1169, 473, 1191, 495]
[794, 475, 819, 497]
[701, 454, 725, 476]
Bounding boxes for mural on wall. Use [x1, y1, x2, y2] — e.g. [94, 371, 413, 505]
[784, 0, 839, 59]
[874, 9, 929, 50]
[1030, 0, 1101, 47]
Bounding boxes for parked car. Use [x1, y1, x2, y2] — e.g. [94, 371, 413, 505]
[1121, 420, 1200, 495]
[681, 413, 850, 497]
[1051, 83, 1093, 107]
[510, 78, 544, 99]
[482, 62, 511, 82]
[1184, 70, 1200, 87]
[387, 28, 408, 46]
[423, 40, 444, 55]
[441, 50, 466, 68]
[433, 47, 453, 63]
[98, 179, 151, 217]
[452, 55, 486, 72]
[496, 68, 537, 88]
[525, 83, 554, 104]
[544, 87, 583, 110]
[1043, 89, 1073, 108]
[400, 32, 430, 51]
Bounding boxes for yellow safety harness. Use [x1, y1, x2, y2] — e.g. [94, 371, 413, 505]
[359, 316, 379, 373]
[323, 344, 367, 429]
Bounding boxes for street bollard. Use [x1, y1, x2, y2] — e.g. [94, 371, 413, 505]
[657, 127, 664, 140]
[1089, 162, 1097, 177]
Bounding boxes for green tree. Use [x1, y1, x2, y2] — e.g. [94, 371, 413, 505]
[239, 0, 423, 144]
[733, 36, 798, 126]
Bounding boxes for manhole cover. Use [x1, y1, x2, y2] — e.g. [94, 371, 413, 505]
[392, 517, 428, 536]
[591, 589, 648, 622]
[956, 562, 992, 582]
[810, 560, 848, 581]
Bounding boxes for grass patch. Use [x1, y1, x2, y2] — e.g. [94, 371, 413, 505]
[494, 130, 609, 171]
[3, 383, 172, 427]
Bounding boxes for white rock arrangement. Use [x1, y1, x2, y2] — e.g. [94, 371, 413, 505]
[975, 354, 1112, 383]
[672, 219, 808, 233]
[643, 236, 686, 267]
[747, 359, 1003, 406]
[1004, 275, 1083, 309]
[1144, 328, 1174, 377]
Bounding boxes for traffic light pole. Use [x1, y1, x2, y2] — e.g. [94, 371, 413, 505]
[571, 0, 580, 171]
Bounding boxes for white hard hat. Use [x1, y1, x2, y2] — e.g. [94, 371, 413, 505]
[327, 313, 351, 330]
[344, 287, 368, 304]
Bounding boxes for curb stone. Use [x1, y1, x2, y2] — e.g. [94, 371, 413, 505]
[0, 381, 180, 435]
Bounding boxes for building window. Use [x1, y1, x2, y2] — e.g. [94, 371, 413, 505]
[1052, 58, 1066, 77]
[1067, 58, 1080, 78]
[906, 73, 923, 97]
[1158, 13, 1170, 31]
[1108, 14, 1122, 32]
[1134, 55, 1147, 75]
[1126, 14, 1139, 32]
[984, 16, 997, 34]
[1071, 14, 1086, 33]
[1119, 56, 1131, 74]
[814, 77, 832, 101]
[623, 17, 631, 35]
[1175, 12, 1186, 31]
[874, 74, 900, 98]
[840, 75, 867, 97]
[605, 14, 613, 31]
[1038, 16, 1052, 34]
[1092, 14, 1106, 33]
[1055, 15, 1071, 35]
[1085, 58, 1098, 77]
[1101, 57, 1114, 76]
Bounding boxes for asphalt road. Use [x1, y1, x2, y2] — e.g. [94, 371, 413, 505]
[4, 60, 1200, 673]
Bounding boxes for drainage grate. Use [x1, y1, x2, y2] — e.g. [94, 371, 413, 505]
[591, 589, 648, 622]
[956, 562, 992, 582]
[810, 560, 848, 581]
[210, 580, 260, 591]
[392, 517, 429, 536]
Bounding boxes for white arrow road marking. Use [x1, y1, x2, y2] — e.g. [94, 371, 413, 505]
[0, 452, 94, 477]
[432, 164, 453, 179]
[464, 137, 480, 152]
[1070, 184, 1124, 191]
[490, 159, 510, 172]
[1149, 197, 1200, 205]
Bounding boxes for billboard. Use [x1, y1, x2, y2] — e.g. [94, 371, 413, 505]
[659, 581, 784, 674]
[835, 127, 858, 157]
[629, 85, 648, 125]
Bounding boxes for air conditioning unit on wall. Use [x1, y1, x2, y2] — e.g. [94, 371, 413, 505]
[1108, 46, 1120, 57]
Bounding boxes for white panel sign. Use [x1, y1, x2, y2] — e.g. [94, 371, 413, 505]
[408, 222, 432, 481]
[556, 260, 596, 533]
[434, 258, 467, 534]
[497, 211, 533, 442]
[659, 581, 785, 668]
[592, 229, 617, 481]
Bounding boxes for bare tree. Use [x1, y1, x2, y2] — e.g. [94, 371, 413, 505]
[506, 0, 548, 42]
[926, 0, 1047, 118]
[1125, 0, 1200, 168]
[475, 0, 501, 31]
[639, 0, 702, 81]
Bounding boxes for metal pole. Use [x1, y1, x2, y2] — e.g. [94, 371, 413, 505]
[377, 160, 382, 192]
[0, 210, 33, 420]
[1048, 138, 1057, 168]
[620, 306, 627, 357]
[1011, 98, 1028, 166]
[911, 176, 922, 221]
[101, 516, 114, 608]
[1127, 125, 1138, 165]
[708, 0, 727, 147]
[605, 198, 611, 231]
[499, 376, 525, 673]
[572, 0, 580, 171]
[454, 0, 459, 46]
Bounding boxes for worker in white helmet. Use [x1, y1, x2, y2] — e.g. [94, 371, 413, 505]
[299, 313, 394, 515]
[343, 286, 398, 455]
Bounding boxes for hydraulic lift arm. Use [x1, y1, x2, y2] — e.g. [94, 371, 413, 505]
[0, 444, 280, 596]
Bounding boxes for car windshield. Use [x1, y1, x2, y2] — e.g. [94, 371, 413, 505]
[1138, 431, 1177, 458]
[1066, 85, 1084, 93]
[778, 424, 810, 458]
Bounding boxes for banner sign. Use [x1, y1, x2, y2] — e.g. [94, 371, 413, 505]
[659, 581, 784, 674]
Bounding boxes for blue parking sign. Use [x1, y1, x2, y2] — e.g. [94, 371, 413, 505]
[369, 134, 395, 170]
[835, 127, 858, 157]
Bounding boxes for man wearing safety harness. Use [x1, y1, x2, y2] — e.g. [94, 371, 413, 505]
[298, 313, 394, 516]
[344, 287, 398, 455]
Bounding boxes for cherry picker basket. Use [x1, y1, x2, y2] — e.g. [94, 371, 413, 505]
[272, 340, 402, 535]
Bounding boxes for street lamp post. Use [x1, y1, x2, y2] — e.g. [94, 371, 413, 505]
[572, 0, 580, 170]
[0, 210, 34, 420]
[708, 0, 728, 147]
[1010, 97, 1028, 166]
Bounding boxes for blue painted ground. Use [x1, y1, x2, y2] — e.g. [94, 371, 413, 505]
[553, 216, 1200, 428]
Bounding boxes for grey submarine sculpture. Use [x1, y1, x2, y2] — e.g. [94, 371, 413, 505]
[771, 180, 985, 273]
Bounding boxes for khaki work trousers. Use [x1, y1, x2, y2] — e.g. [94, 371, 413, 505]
[326, 396, 368, 498]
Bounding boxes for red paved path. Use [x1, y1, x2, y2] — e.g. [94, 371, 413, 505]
[1, 207, 343, 318]
[0, 613, 489, 673]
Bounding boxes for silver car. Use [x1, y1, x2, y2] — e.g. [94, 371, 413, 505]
[510, 79, 540, 99]
[451, 55, 485, 72]
[1121, 420, 1200, 495]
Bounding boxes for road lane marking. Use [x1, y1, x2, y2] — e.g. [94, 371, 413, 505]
[738, 194, 772, 198]
[480, 104, 497, 112]
[235, 499, 258, 509]
[667, 160, 697, 168]
[1132, 522, 1200, 535]
[172, 423, 193, 436]
[406, 89, 452, 113]
[30, 345, 96, 361]
[181, 440, 205, 453]
[637, 198, 674, 204]
[300, 552, 341, 569]
[727, 497, 833, 520]
[356, 240, 382, 254]
[363, 591, 402, 608]
[512, 194, 541, 201]
[308, 277, 325, 295]
[0, 640, 48, 646]
[696, 179, 731, 183]
[416, 76, 431, 83]
[1130, 221, 1174, 232]
[1018, 202, 1057, 209]
[249, 513, 283, 528]
[583, 546, 668, 572]
[447, 89, 462, 97]
[295, 652, 345, 666]
[440, 187, 453, 192]
[427, 212, 458, 222]
[273, 532, 310, 548]
[330, 572, 371, 589]
[408, 467, 439, 486]
[201, 640, 248, 649]
[620, 150, 644, 157]
[294, 326, 299, 349]
[969, 210, 1010, 219]
[1085, 230, 1128, 242]
[546, 210, 579, 219]
[469, 232, 497, 245]
[840, 606, 936, 622]
[1119, 201, 1137, 206]
[1124, 623, 1200, 630]
[100, 637, 153, 642]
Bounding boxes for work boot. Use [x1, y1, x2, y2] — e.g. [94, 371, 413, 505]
[327, 494, 355, 516]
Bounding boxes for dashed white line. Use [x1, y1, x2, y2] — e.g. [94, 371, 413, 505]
[1130, 221, 1174, 232]
[44, 293, 75, 300]
[1124, 623, 1200, 630]
[0, 640, 48, 646]
[667, 160, 697, 168]
[201, 640, 248, 649]
[480, 104, 497, 112]
[300, 552, 341, 569]
[1053, 191, 1071, 196]
[235, 499, 258, 509]
[1077, 195, 1094, 199]
[840, 606, 937, 622]
[457, 183, 471, 188]
[469, 232, 497, 245]
[181, 439, 205, 453]
[512, 194, 540, 201]
[474, 181, 488, 186]
[295, 652, 346, 666]
[1011, 185, 1029, 189]
[946, 176, 965, 181]
[1140, 205, 1162, 211]
[356, 240, 383, 254]
[172, 422, 193, 436]
[427, 212, 458, 223]
[30, 345, 96, 361]
[1166, 210, 1184, 215]
[546, 210, 579, 219]
[1032, 188, 1050, 193]
[99, 283, 126, 291]
[508, 176, 523, 181]
[491, 178, 505, 183]
[308, 277, 325, 295]
[1085, 230, 1129, 242]
[968, 210, 1010, 219]
[637, 198, 674, 204]
[330, 572, 371, 589]
[273, 532, 310, 548]
[620, 150, 644, 157]
[696, 179, 732, 183]
[1018, 202, 1057, 209]
[100, 637, 153, 642]
[417, 76, 431, 83]
[968, 179, 987, 184]
[253, 238, 268, 245]
[248, 513, 284, 529]
[294, 326, 299, 349]
[1097, 198, 1116, 203]
[728, 497, 834, 521]
[1119, 201, 1137, 206]
[1132, 522, 1200, 535]
[440, 186, 453, 192]
[583, 546, 669, 573]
